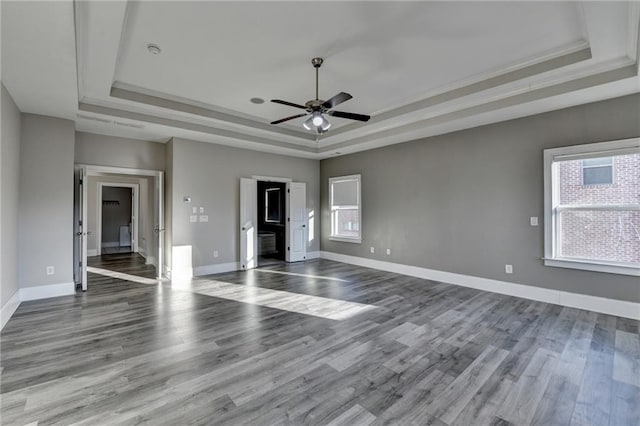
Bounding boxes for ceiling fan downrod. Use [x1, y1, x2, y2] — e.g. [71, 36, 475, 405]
[312, 57, 323, 101]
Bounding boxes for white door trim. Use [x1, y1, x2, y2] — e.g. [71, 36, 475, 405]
[97, 182, 139, 255]
[75, 164, 165, 283]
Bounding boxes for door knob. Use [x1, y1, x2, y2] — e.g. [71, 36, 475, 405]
[76, 232, 82, 236]
[302, 224, 306, 228]
[242, 227, 246, 231]
[87, 231, 93, 236]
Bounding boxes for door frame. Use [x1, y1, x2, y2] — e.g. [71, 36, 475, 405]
[96, 182, 139, 255]
[242, 175, 307, 268]
[75, 164, 165, 283]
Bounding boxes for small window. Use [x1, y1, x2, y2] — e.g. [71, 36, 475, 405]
[329, 174, 361, 243]
[544, 139, 640, 276]
[582, 157, 613, 185]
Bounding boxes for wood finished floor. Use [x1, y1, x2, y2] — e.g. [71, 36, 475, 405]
[1, 256, 639, 425]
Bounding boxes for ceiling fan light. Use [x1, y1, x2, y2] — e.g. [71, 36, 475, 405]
[303, 116, 314, 130]
[312, 112, 324, 126]
[320, 120, 331, 131]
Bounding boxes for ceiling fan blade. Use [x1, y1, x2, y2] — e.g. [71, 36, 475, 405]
[328, 110, 371, 122]
[270, 113, 308, 125]
[322, 92, 353, 109]
[271, 99, 308, 110]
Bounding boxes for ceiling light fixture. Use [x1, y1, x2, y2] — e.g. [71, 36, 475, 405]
[270, 57, 371, 135]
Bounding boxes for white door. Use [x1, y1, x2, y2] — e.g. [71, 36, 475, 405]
[77, 167, 88, 291]
[155, 172, 164, 279]
[286, 182, 307, 262]
[240, 178, 258, 270]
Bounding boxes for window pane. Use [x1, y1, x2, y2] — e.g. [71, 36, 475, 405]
[332, 180, 358, 206]
[582, 157, 612, 167]
[558, 209, 640, 265]
[558, 152, 639, 205]
[333, 209, 360, 238]
[583, 166, 613, 185]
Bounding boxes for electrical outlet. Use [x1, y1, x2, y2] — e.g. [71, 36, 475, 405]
[505, 264, 513, 274]
[213, 250, 219, 258]
[370, 247, 375, 254]
[46, 266, 55, 275]
[530, 217, 539, 226]
[386, 248, 391, 255]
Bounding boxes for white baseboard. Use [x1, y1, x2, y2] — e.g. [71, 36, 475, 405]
[145, 255, 157, 266]
[320, 251, 640, 320]
[20, 282, 75, 302]
[1, 290, 21, 331]
[194, 262, 240, 276]
[87, 249, 98, 257]
[306, 251, 320, 260]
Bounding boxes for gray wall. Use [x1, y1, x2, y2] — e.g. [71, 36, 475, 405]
[1, 84, 21, 307]
[321, 93, 640, 303]
[75, 132, 166, 171]
[169, 137, 320, 273]
[19, 114, 75, 288]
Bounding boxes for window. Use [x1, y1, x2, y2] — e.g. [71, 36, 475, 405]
[544, 139, 640, 276]
[582, 157, 613, 185]
[329, 174, 361, 243]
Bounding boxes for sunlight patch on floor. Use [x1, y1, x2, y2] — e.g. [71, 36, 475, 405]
[87, 266, 161, 285]
[193, 280, 376, 320]
[253, 268, 350, 282]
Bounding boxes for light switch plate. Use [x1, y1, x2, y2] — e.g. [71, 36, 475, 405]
[370, 247, 375, 254]
[505, 264, 513, 274]
[189, 215, 197, 223]
[46, 266, 55, 275]
[386, 248, 391, 255]
[199, 207, 205, 213]
[192, 207, 197, 214]
[199, 215, 209, 222]
[530, 217, 539, 226]
[213, 250, 219, 258]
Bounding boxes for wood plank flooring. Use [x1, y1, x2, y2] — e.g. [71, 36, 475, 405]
[1, 256, 638, 425]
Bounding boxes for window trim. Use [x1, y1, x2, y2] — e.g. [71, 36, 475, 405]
[329, 174, 362, 244]
[543, 138, 640, 276]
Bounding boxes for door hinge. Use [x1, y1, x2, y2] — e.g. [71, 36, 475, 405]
[287, 246, 290, 251]
[79, 220, 83, 226]
[287, 217, 290, 222]
[79, 179, 83, 185]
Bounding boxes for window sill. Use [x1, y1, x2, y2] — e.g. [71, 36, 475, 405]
[329, 236, 362, 244]
[544, 258, 640, 276]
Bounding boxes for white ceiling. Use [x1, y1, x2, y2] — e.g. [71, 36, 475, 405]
[2, 1, 639, 159]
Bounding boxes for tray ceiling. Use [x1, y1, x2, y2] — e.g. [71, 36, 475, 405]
[2, 1, 639, 159]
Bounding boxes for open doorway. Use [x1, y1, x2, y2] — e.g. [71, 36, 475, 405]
[74, 165, 164, 291]
[240, 177, 307, 270]
[99, 185, 137, 255]
[257, 181, 286, 266]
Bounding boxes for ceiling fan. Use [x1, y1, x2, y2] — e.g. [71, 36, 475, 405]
[270, 57, 371, 134]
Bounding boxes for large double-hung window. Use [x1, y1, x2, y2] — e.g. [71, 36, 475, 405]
[329, 174, 362, 243]
[543, 138, 640, 276]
